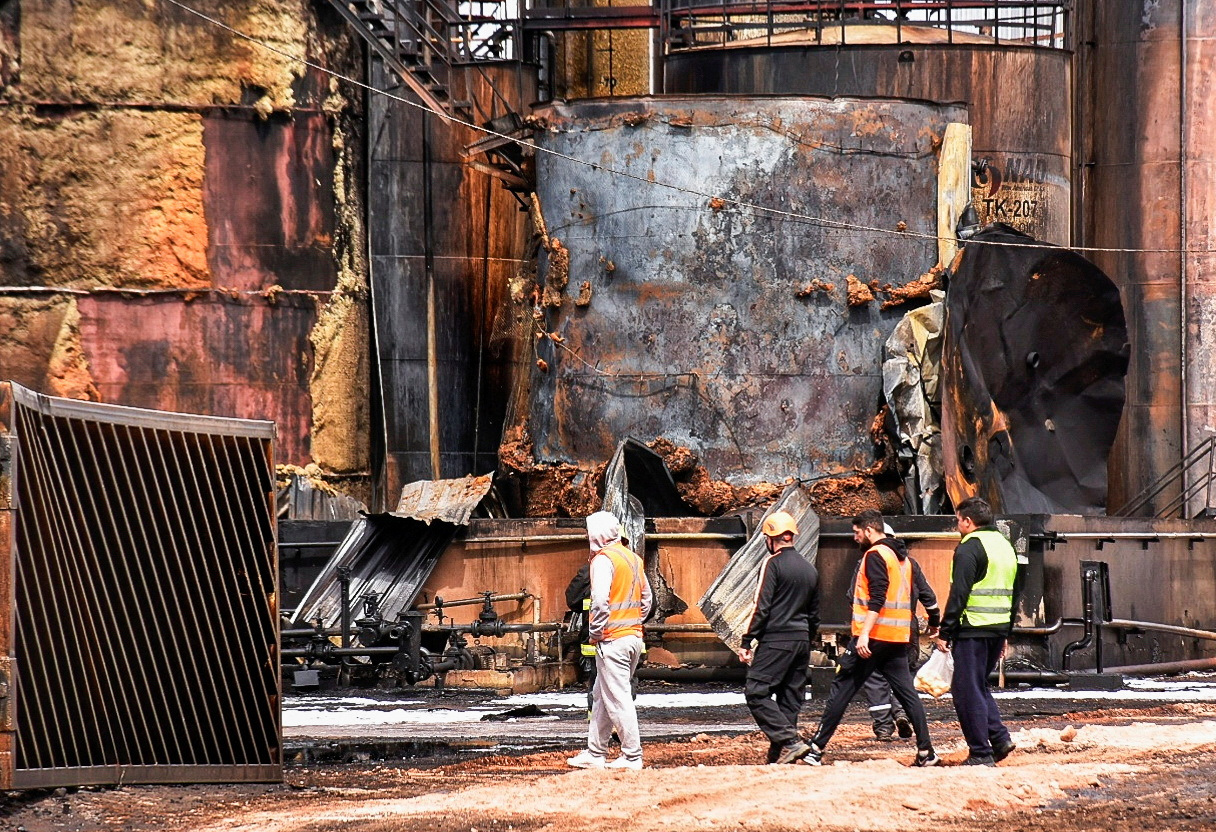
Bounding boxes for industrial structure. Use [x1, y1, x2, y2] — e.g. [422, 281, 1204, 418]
[4, 0, 1216, 788]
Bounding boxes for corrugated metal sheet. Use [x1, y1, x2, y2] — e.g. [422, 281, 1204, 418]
[289, 514, 457, 626]
[4, 382, 280, 788]
[698, 485, 819, 651]
[395, 474, 494, 525]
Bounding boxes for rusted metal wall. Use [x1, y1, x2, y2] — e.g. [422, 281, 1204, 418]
[528, 96, 959, 484]
[1076, 1, 1215, 513]
[0, 2, 367, 477]
[368, 62, 537, 502]
[664, 45, 1072, 245]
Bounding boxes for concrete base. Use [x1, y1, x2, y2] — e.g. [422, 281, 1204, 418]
[1067, 672, 1124, 691]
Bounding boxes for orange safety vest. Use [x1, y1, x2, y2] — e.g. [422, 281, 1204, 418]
[597, 541, 646, 641]
[851, 544, 913, 643]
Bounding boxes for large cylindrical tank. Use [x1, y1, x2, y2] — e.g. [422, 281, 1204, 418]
[664, 32, 1073, 246]
[529, 96, 964, 484]
[1077, 0, 1215, 514]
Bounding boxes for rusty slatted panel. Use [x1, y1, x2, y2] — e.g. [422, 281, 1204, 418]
[7, 384, 280, 788]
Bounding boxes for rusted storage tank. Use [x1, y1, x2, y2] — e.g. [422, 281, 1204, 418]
[1076, 0, 1215, 514]
[663, 16, 1073, 246]
[529, 96, 962, 484]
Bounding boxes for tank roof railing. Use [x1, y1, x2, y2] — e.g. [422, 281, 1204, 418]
[656, 0, 1072, 51]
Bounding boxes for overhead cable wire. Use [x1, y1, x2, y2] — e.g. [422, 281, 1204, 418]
[164, 0, 1203, 257]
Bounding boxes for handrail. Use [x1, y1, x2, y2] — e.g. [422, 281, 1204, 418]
[1113, 435, 1216, 519]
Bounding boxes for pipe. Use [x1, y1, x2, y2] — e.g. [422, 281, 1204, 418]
[990, 669, 1069, 685]
[635, 666, 746, 683]
[647, 623, 715, 633]
[1181, 0, 1190, 507]
[423, 115, 441, 479]
[415, 592, 531, 610]
[1105, 657, 1216, 676]
[1107, 618, 1216, 642]
[463, 532, 747, 545]
[1048, 532, 1216, 541]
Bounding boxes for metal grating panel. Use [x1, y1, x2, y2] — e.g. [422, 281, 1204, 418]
[7, 383, 280, 787]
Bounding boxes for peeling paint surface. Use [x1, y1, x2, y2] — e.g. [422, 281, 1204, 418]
[531, 96, 960, 484]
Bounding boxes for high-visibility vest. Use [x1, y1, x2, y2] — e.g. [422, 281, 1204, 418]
[851, 544, 913, 643]
[956, 529, 1018, 628]
[597, 541, 645, 641]
[580, 597, 595, 656]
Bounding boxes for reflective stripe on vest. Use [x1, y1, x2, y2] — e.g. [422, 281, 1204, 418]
[955, 528, 1018, 627]
[580, 597, 594, 655]
[600, 541, 645, 641]
[851, 544, 913, 643]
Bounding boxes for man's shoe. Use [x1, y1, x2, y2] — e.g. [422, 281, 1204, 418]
[605, 756, 643, 770]
[912, 749, 942, 767]
[799, 742, 824, 766]
[775, 740, 812, 765]
[962, 754, 996, 767]
[567, 750, 606, 769]
[992, 741, 1015, 763]
[766, 741, 782, 764]
[895, 715, 914, 739]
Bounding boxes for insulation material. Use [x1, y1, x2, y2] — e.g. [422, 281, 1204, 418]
[0, 110, 209, 288]
[940, 225, 1129, 514]
[698, 485, 819, 652]
[0, 297, 98, 399]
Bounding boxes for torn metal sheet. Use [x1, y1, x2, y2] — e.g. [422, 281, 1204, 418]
[395, 474, 495, 525]
[277, 474, 366, 521]
[883, 294, 946, 514]
[940, 225, 1129, 514]
[289, 514, 457, 626]
[698, 485, 820, 652]
[601, 438, 689, 620]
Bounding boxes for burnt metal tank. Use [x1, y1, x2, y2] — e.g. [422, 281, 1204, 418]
[1076, 0, 1216, 515]
[663, 21, 1073, 247]
[529, 95, 963, 484]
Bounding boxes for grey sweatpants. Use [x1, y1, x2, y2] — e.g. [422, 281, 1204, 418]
[588, 634, 644, 761]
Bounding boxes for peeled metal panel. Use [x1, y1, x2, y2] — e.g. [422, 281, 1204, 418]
[939, 226, 1129, 514]
[531, 96, 959, 485]
[289, 514, 456, 626]
[7, 383, 279, 788]
[395, 474, 494, 525]
[698, 485, 819, 651]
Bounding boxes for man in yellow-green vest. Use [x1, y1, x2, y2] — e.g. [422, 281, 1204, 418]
[934, 496, 1024, 766]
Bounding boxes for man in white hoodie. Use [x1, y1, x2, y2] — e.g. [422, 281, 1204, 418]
[568, 511, 653, 770]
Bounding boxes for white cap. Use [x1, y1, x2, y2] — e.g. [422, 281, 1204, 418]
[883, 522, 896, 537]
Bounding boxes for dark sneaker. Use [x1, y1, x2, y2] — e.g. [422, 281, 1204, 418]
[895, 715, 913, 739]
[765, 741, 781, 765]
[799, 742, 824, 766]
[912, 749, 942, 767]
[962, 755, 996, 767]
[992, 741, 1015, 763]
[775, 741, 812, 765]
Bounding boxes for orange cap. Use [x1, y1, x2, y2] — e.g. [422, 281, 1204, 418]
[761, 510, 798, 537]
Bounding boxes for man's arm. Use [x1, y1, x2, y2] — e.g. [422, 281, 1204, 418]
[565, 562, 591, 611]
[911, 559, 941, 630]
[939, 540, 986, 641]
[640, 567, 654, 622]
[806, 566, 821, 644]
[741, 558, 777, 651]
[587, 554, 613, 644]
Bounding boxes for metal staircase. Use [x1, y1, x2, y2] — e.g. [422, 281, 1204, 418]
[327, 0, 533, 198]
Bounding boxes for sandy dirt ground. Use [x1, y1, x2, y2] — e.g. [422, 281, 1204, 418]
[4, 698, 1216, 831]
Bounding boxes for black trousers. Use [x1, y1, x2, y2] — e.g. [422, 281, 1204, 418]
[745, 640, 810, 748]
[811, 639, 933, 753]
[951, 636, 1010, 758]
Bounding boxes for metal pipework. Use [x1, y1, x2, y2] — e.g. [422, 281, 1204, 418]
[415, 591, 531, 610]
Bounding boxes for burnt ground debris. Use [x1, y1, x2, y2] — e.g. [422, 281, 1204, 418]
[5, 682, 1216, 831]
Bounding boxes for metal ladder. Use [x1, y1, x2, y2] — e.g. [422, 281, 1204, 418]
[326, 0, 533, 197]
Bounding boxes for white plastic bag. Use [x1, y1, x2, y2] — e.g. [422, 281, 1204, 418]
[914, 649, 954, 698]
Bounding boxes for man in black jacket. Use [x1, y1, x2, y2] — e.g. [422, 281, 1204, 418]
[738, 510, 820, 765]
[851, 523, 940, 741]
[804, 509, 941, 767]
[934, 496, 1024, 766]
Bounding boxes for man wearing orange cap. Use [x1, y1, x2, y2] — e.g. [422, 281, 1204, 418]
[738, 510, 820, 765]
